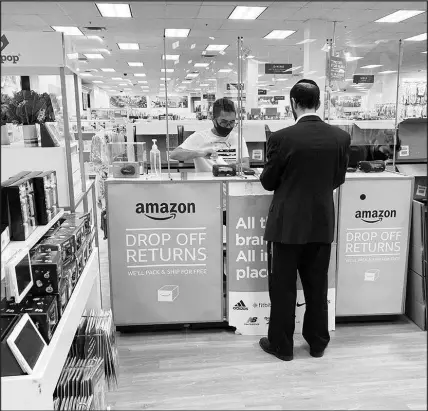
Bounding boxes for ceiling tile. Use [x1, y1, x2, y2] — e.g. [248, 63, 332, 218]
[1, 2, 63, 14]
[165, 5, 201, 19]
[130, 3, 166, 18]
[9, 14, 52, 27]
[197, 6, 235, 19]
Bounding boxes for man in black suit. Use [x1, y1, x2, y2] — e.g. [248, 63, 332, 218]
[259, 79, 350, 361]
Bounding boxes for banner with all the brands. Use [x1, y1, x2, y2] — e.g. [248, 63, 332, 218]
[106, 181, 223, 325]
[1, 31, 64, 67]
[227, 181, 336, 335]
[336, 175, 413, 316]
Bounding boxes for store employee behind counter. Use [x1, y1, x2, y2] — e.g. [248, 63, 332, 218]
[259, 79, 351, 362]
[170, 97, 249, 172]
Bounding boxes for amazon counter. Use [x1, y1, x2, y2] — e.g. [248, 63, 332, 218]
[105, 171, 416, 334]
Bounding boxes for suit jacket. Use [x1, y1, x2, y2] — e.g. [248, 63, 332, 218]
[260, 115, 351, 244]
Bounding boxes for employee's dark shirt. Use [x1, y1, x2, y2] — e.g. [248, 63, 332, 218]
[260, 115, 351, 244]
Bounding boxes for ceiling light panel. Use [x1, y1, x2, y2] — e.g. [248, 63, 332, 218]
[128, 62, 144, 66]
[378, 70, 397, 74]
[163, 55, 180, 60]
[161, 69, 175, 73]
[101, 68, 115, 72]
[375, 10, 425, 23]
[84, 53, 104, 59]
[134, 73, 146, 77]
[206, 45, 229, 51]
[51, 26, 83, 36]
[264, 30, 296, 40]
[182, 81, 192, 84]
[112, 77, 123, 80]
[405, 33, 427, 41]
[360, 65, 383, 68]
[218, 69, 232, 73]
[161, 78, 171, 81]
[96, 3, 132, 18]
[117, 43, 139, 50]
[186, 73, 199, 78]
[228, 6, 266, 20]
[194, 63, 209, 67]
[87, 35, 103, 41]
[79, 73, 93, 77]
[165, 29, 190, 38]
[138, 81, 148, 84]
[296, 39, 316, 45]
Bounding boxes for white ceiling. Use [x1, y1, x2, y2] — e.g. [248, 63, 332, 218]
[1, 1, 427, 96]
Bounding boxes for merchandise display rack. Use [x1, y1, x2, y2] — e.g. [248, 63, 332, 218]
[1, 32, 90, 213]
[1, 249, 100, 411]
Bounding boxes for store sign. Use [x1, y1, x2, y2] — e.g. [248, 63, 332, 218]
[336, 178, 412, 316]
[258, 89, 267, 95]
[273, 96, 285, 101]
[227, 83, 244, 91]
[353, 75, 375, 84]
[107, 181, 223, 325]
[330, 56, 346, 81]
[1, 31, 64, 67]
[202, 93, 216, 101]
[227, 181, 336, 335]
[265, 63, 292, 74]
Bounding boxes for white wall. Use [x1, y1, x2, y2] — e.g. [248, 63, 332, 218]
[90, 86, 110, 108]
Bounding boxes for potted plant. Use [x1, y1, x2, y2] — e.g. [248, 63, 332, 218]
[8, 90, 49, 147]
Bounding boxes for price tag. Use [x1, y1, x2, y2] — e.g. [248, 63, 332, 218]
[399, 145, 410, 157]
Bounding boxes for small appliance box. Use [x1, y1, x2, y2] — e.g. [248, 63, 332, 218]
[158, 285, 179, 302]
[75, 246, 85, 277]
[61, 213, 92, 236]
[1, 314, 25, 377]
[5, 174, 39, 241]
[57, 223, 85, 252]
[20, 295, 59, 343]
[4, 249, 33, 304]
[63, 258, 78, 291]
[39, 234, 75, 264]
[32, 171, 59, 225]
[57, 276, 70, 316]
[29, 250, 63, 296]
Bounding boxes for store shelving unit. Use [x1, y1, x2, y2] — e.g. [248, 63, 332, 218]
[1, 31, 90, 213]
[1, 249, 100, 411]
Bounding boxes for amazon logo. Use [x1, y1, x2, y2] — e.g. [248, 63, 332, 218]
[356, 194, 397, 224]
[136, 201, 195, 220]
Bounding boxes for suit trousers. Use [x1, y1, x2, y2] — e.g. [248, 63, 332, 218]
[267, 242, 331, 356]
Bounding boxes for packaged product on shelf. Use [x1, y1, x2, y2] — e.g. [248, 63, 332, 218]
[39, 234, 76, 264]
[20, 295, 59, 343]
[29, 250, 63, 296]
[57, 276, 70, 316]
[57, 223, 85, 251]
[32, 170, 59, 225]
[75, 246, 85, 277]
[3, 249, 33, 304]
[63, 258, 78, 290]
[61, 212, 92, 236]
[0, 298, 24, 315]
[4, 175, 39, 241]
[1, 314, 25, 377]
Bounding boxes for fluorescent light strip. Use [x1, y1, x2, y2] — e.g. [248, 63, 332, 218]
[161, 78, 171, 81]
[87, 35, 103, 42]
[296, 39, 316, 45]
[346, 56, 364, 62]
[218, 69, 232, 73]
[186, 73, 199, 78]
[378, 70, 397, 74]
[117, 43, 139, 50]
[51, 26, 83, 36]
[96, 3, 132, 18]
[264, 30, 296, 40]
[84, 54, 104, 59]
[163, 55, 180, 61]
[79, 73, 93, 77]
[200, 83, 209, 86]
[228, 6, 266, 20]
[101, 68, 115, 72]
[422, 51, 427, 54]
[375, 10, 425, 23]
[194, 63, 209, 67]
[360, 65, 383, 69]
[165, 29, 190, 38]
[112, 77, 123, 80]
[128, 62, 144, 67]
[405, 33, 427, 41]
[134, 73, 146, 77]
[161, 69, 175, 73]
[206, 45, 229, 51]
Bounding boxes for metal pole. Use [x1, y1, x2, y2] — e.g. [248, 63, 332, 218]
[393, 39, 404, 170]
[237, 37, 242, 175]
[163, 34, 171, 179]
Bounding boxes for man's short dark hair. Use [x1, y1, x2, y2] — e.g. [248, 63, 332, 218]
[213, 98, 236, 119]
[290, 79, 320, 109]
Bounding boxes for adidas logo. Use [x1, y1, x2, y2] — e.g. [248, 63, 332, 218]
[233, 300, 248, 310]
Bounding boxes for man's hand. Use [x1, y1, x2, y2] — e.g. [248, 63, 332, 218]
[200, 148, 218, 159]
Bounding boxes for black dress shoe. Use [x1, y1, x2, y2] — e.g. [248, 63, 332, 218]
[259, 337, 293, 361]
[310, 349, 325, 358]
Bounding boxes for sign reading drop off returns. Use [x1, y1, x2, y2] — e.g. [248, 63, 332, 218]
[106, 181, 223, 325]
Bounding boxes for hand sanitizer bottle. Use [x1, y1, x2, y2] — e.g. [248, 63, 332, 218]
[150, 139, 161, 175]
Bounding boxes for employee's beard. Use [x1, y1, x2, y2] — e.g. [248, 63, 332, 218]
[214, 120, 233, 137]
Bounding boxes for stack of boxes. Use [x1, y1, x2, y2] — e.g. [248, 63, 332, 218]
[0, 212, 95, 346]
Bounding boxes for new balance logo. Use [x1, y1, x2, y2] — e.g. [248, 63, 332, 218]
[245, 317, 259, 325]
[233, 300, 248, 310]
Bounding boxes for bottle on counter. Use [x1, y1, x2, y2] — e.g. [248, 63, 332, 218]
[150, 139, 161, 175]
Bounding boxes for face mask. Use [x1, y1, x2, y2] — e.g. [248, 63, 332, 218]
[214, 120, 233, 137]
